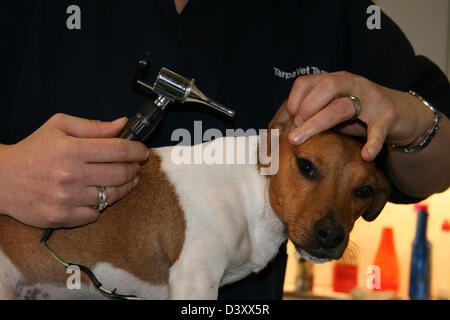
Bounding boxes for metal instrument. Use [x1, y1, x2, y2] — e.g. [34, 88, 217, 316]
[117, 52, 235, 141]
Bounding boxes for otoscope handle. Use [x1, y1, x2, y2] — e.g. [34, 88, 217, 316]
[117, 102, 164, 141]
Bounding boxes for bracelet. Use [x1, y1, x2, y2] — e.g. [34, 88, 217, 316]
[389, 91, 441, 154]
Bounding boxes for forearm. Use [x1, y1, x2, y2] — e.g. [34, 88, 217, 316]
[387, 114, 450, 198]
[0, 143, 12, 215]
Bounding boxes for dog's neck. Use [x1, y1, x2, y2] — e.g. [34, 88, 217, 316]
[154, 135, 286, 282]
[155, 135, 285, 239]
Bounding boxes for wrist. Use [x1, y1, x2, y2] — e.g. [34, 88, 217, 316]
[389, 91, 441, 153]
[401, 99, 435, 147]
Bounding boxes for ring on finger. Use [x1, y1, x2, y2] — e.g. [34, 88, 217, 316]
[347, 95, 362, 120]
[92, 186, 108, 212]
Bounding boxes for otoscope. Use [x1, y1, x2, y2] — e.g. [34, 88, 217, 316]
[117, 51, 235, 141]
[41, 52, 235, 299]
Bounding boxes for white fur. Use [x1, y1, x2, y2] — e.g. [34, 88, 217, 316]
[0, 250, 21, 299]
[157, 136, 286, 299]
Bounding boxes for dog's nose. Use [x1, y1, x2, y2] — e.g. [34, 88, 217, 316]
[313, 217, 345, 249]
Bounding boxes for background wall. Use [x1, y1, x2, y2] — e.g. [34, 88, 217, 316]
[284, 0, 450, 300]
[375, 0, 449, 76]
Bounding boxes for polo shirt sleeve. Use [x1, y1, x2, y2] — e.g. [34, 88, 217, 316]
[340, 0, 450, 204]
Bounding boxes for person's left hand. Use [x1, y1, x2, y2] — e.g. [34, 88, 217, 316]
[286, 71, 436, 161]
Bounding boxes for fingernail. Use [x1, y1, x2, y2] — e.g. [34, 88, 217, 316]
[113, 117, 128, 124]
[133, 176, 140, 187]
[291, 131, 305, 145]
[366, 147, 375, 159]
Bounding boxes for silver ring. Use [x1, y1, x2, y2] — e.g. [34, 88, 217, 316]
[347, 95, 362, 120]
[93, 186, 108, 212]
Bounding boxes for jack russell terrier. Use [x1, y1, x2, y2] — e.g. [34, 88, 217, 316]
[0, 103, 390, 299]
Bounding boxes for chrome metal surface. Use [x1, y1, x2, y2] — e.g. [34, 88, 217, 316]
[135, 66, 235, 118]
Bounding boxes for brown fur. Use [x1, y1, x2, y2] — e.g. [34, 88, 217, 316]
[265, 102, 390, 257]
[0, 150, 186, 286]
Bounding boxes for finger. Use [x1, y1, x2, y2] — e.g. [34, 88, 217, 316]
[336, 121, 367, 137]
[82, 176, 140, 207]
[51, 113, 129, 138]
[74, 138, 149, 163]
[83, 162, 140, 187]
[294, 73, 356, 126]
[288, 97, 357, 145]
[59, 207, 101, 228]
[287, 74, 327, 124]
[361, 119, 390, 161]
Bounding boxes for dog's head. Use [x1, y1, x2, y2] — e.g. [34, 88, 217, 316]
[263, 102, 390, 262]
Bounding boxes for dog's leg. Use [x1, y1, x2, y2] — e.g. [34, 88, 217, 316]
[0, 285, 15, 300]
[168, 245, 227, 300]
[169, 275, 220, 300]
[168, 267, 222, 300]
[0, 251, 20, 299]
[0, 281, 16, 300]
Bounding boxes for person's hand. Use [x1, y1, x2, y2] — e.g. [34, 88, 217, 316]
[0, 114, 149, 228]
[286, 71, 436, 161]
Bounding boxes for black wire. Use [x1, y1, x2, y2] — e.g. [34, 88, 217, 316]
[41, 228, 54, 242]
[41, 229, 139, 300]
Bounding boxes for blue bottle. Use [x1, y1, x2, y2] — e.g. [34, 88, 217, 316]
[409, 204, 431, 299]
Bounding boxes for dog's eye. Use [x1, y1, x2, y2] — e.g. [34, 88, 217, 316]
[296, 158, 318, 180]
[354, 185, 374, 199]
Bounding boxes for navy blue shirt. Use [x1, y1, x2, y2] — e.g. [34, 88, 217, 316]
[1, 0, 449, 299]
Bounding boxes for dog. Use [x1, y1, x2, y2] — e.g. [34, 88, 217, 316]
[0, 103, 390, 299]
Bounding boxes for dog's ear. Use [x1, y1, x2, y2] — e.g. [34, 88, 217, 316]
[258, 101, 293, 173]
[362, 170, 391, 222]
[268, 101, 295, 134]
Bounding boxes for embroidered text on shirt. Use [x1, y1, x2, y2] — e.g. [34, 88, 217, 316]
[273, 66, 327, 80]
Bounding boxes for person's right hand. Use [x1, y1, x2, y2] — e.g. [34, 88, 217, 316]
[0, 113, 149, 228]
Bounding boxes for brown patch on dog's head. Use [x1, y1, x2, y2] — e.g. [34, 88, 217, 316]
[265, 102, 390, 262]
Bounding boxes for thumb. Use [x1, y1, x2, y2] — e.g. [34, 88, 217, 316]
[51, 114, 129, 138]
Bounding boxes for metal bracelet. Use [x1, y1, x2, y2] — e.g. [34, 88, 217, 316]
[389, 91, 441, 154]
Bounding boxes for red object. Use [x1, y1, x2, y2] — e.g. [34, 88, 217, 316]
[414, 203, 428, 211]
[333, 264, 358, 293]
[442, 219, 450, 232]
[373, 227, 399, 293]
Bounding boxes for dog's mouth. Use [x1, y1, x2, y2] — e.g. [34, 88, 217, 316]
[294, 244, 341, 264]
